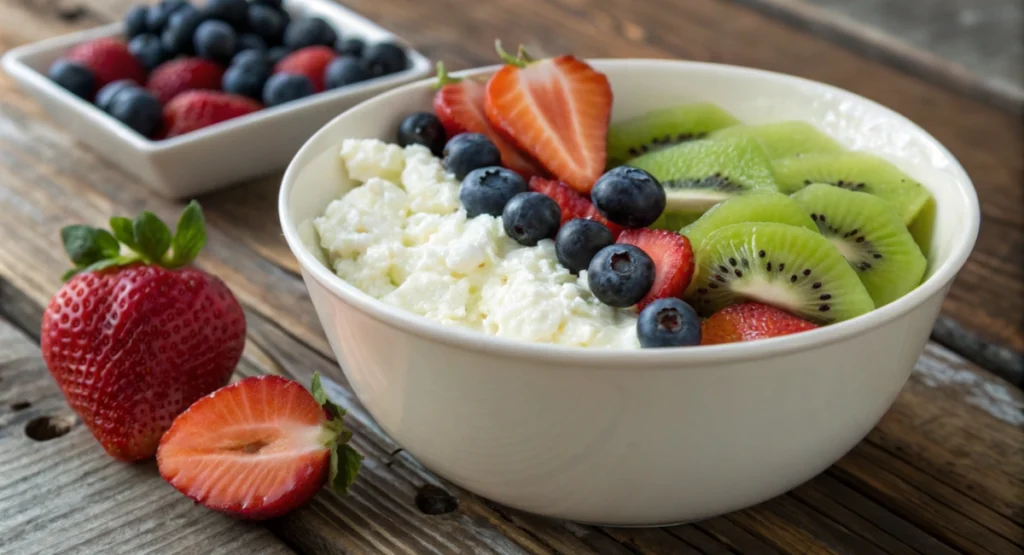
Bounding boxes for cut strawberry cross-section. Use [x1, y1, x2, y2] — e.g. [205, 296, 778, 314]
[157, 373, 361, 520]
[617, 228, 695, 311]
[529, 177, 624, 237]
[701, 302, 818, 345]
[484, 43, 612, 194]
[433, 62, 544, 179]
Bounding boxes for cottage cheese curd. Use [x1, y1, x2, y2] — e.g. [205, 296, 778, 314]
[313, 139, 639, 348]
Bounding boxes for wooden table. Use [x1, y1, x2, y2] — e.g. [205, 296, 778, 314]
[1, 0, 1022, 553]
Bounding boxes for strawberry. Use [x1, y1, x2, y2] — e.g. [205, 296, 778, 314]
[484, 43, 612, 193]
[66, 37, 146, 89]
[40, 202, 245, 461]
[701, 303, 818, 345]
[274, 46, 336, 92]
[146, 57, 225, 105]
[163, 91, 262, 137]
[157, 373, 361, 520]
[433, 62, 544, 178]
[529, 176, 624, 237]
[616, 228, 694, 311]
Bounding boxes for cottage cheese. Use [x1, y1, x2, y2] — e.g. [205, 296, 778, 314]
[314, 139, 639, 348]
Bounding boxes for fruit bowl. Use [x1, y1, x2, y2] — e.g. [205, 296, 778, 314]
[279, 60, 979, 525]
[1, 0, 430, 199]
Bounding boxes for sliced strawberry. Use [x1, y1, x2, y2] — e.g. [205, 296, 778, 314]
[66, 37, 146, 89]
[528, 177, 624, 237]
[616, 228, 694, 311]
[163, 91, 262, 137]
[484, 44, 611, 193]
[157, 374, 361, 520]
[433, 62, 544, 179]
[701, 303, 818, 345]
[146, 57, 225, 105]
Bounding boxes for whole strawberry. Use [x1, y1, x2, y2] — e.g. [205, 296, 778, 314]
[163, 91, 262, 137]
[66, 37, 146, 89]
[40, 202, 245, 461]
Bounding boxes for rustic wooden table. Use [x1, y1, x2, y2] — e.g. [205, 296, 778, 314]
[1, 0, 1022, 553]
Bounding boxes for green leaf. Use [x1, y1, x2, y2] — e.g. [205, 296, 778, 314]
[110, 216, 138, 250]
[169, 200, 206, 267]
[60, 254, 139, 282]
[132, 211, 172, 262]
[328, 444, 362, 495]
[311, 372, 346, 420]
[61, 225, 118, 266]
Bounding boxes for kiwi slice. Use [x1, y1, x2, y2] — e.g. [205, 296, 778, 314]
[772, 152, 932, 225]
[689, 222, 875, 324]
[711, 121, 843, 160]
[607, 103, 740, 166]
[791, 184, 926, 307]
[681, 191, 817, 252]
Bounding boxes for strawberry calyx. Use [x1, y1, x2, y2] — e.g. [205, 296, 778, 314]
[433, 61, 462, 89]
[494, 40, 533, 68]
[59, 200, 207, 281]
[310, 372, 362, 494]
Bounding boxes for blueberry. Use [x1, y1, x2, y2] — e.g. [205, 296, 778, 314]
[108, 87, 162, 138]
[95, 79, 137, 112]
[232, 49, 271, 73]
[324, 55, 368, 89]
[128, 34, 166, 71]
[362, 41, 407, 77]
[247, 4, 288, 45]
[124, 5, 150, 38]
[48, 59, 95, 100]
[459, 167, 527, 218]
[161, 6, 203, 55]
[193, 20, 237, 64]
[397, 112, 446, 156]
[555, 219, 614, 274]
[335, 37, 364, 57]
[591, 166, 666, 228]
[283, 17, 337, 49]
[637, 298, 701, 348]
[502, 192, 562, 246]
[252, 0, 282, 7]
[263, 73, 315, 106]
[200, 0, 248, 29]
[146, 0, 188, 33]
[237, 33, 267, 52]
[223, 62, 267, 100]
[267, 45, 291, 65]
[442, 133, 501, 180]
[587, 244, 655, 307]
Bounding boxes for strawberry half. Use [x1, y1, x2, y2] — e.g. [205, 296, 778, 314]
[484, 43, 612, 193]
[528, 177, 624, 237]
[433, 62, 544, 178]
[701, 303, 818, 345]
[616, 228, 694, 311]
[157, 373, 361, 520]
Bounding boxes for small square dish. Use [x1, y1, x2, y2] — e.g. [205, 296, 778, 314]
[1, 0, 431, 199]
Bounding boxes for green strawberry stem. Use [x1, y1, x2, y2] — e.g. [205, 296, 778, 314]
[494, 40, 533, 68]
[434, 61, 462, 88]
[59, 200, 208, 281]
[310, 372, 362, 494]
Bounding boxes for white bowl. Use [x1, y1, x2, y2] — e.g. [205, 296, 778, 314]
[279, 60, 980, 525]
[1, 0, 430, 200]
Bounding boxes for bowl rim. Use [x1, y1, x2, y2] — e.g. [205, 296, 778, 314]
[279, 59, 981, 366]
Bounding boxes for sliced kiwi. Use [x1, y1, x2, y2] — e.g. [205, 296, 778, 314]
[711, 121, 843, 160]
[681, 191, 818, 252]
[791, 184, 926, 307]
[689, 222, 875, 324]
[607, 103, 740, 166]
[772, 152, 932, 225]
[629, 137, 779, 231]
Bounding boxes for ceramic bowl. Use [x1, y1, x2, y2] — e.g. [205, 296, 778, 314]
[1, 0, 431, 199]
[278, 60, 980, 525]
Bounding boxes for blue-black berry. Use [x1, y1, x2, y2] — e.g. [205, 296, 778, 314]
[237, 33, 267, 52]
[335, 37, 364, 57]
[108, 88, 163, 138]
[247, 4, 288, 45]
[591, 166, 666, 228]
[146, 0, 188, 33]
[443, 133, 501, 180]
[223, 63, 267, 100]
[262, 73, 315, 106]
[555, 219, 614, 274]
[267, 45, 291, 65]
[362, 41, 407, 77]
[95, 79, 137, 112]
[48, 59, 95, 100]
[324, 56, 368, 89]
[232, 49, 271, 72]
[502, 192, 562, 246]
[193, 20, 237, 64]
[124, 5, 150, 38]
[128, 34, 166, 71]
[397, 112, 446, 156]
[637, 298, 701, 348]
[587, 244, 655, 307]
[200, 0, 248, 29]
[161, 6, 203, 55]
[459, 167, 527, 218]
[283, 17, 337, 49]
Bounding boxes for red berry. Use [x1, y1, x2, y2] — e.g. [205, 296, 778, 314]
[146, 57, 225, 105]
[163, 91, 262, 137]
[66, 37, 146, 89]
[616, 228, 695, 311]
[701, 302, 818, 345]
[274, 46, 336, 92]
[528, 176, 624, 237]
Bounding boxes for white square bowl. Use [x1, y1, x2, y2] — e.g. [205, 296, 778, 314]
[1, 0, 431, 199]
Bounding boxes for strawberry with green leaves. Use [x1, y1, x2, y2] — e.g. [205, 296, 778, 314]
[41, 201, 246, 462]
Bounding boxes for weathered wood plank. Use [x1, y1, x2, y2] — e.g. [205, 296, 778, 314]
[0, 319, 295, 555]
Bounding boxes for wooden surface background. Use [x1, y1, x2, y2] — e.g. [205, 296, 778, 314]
[0, 0, 1022, 553]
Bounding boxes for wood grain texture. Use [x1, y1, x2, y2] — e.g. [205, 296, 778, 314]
[0, 319, 295, 555]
